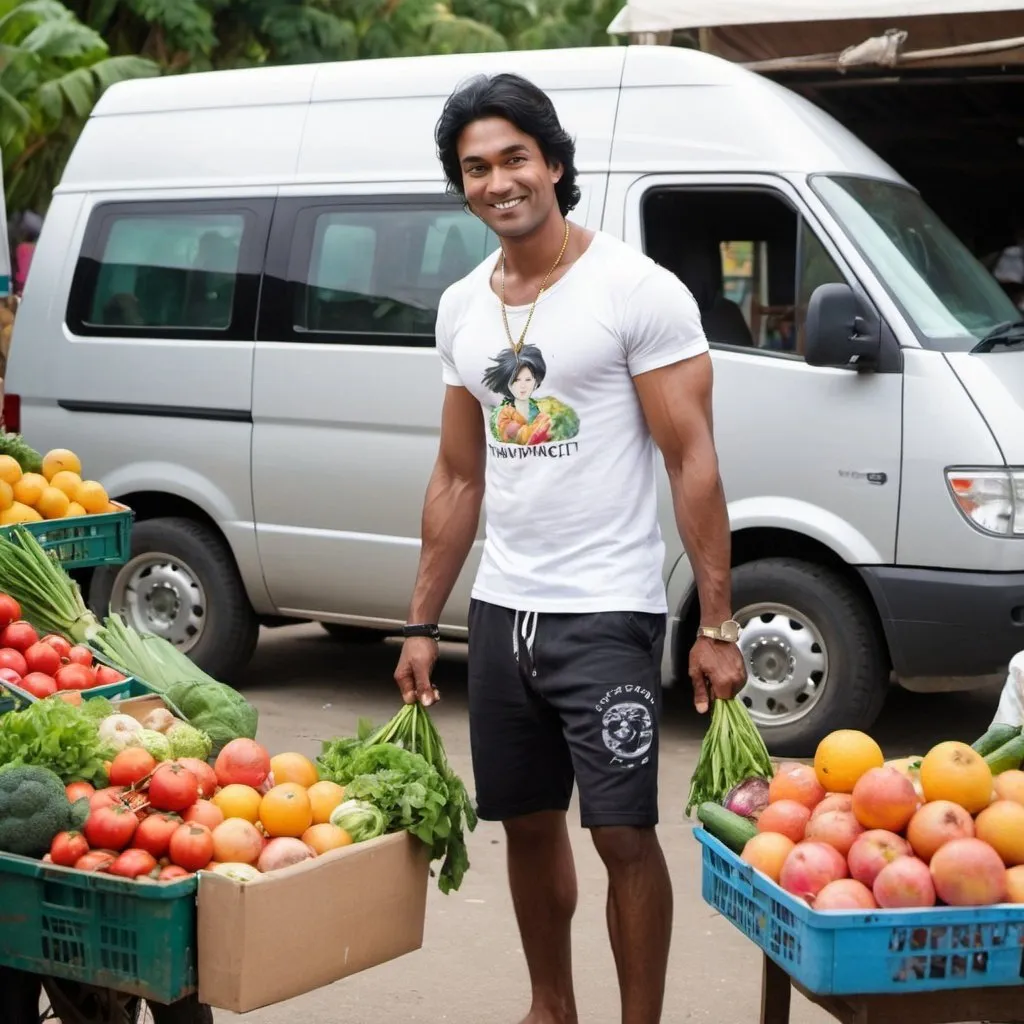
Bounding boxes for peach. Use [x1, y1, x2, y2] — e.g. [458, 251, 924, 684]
[780, 841, 847, 901]
[847, 829, 911, 889]
[873, 856, 936, 908]
[804, 809, 865, 858]
[769, 764, 827, 811]
[810, 793, 853, 819]
[757, 800, 811, 844]
[930, 838, 1007, 906]
[906, 800, 975, 862]
[741, 833, 795, 883]
[851, 766, 919, 832]
[813, 878, 877, 911]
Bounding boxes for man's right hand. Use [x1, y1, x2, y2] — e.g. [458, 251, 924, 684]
[394, 637, 440, 706]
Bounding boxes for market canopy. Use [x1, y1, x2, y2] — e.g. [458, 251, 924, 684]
[607, 0, 1024, 71]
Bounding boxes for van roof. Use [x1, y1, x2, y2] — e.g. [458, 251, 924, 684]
[59, 45, 900, 192]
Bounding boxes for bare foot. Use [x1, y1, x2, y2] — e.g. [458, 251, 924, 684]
[518, 1004, 578, 1024]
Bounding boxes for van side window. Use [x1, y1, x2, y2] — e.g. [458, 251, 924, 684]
[641, 188, 845, 358]
[268, 201, 497, 347]
[68, 201, 271, 341]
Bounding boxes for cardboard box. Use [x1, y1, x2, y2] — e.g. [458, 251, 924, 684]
[196, 831, 430, 1012]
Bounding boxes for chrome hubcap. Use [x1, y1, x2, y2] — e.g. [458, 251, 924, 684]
[736, 602, 828, 726]
[110, 552, 207, 652]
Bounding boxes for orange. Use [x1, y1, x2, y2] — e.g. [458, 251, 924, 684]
[301, 823, 353, 855]
[919, 740, 993, 814]
[36, 486, 70, 520]
[76, 480, 109, 515]
[813, 729, 884, 794]
[66, 501, 87, 518]
[0, 455, 21, 486]
[0, 501, 41, 524]
[307, 780, 346, 824]
[269, 752, 319, 788]
[13, 472, 46, 507]
[49, 471, 82, 500]
[975, 800, 1024, 866]
[259, 782, 313, 838]
[42, 449, 82, 481]
[211, 783, 263, 824]
[993, 769, 1024, 806]
[0, 480, 12, 512]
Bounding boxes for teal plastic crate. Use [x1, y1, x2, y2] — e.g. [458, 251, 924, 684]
[0, 504, 134, 569]
[0, 677, 186, 720]
[695, 826, 1024, 995]
[0, 852, 198, 1002]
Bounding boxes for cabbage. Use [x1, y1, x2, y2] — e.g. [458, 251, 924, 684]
[128, 728, 171, 761]
[166, 721, 212, 760]
[161, 678, 258, 747]
[329, 799, 387, 843]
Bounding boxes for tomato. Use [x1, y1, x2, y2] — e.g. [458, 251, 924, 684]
[108, 848, 158, 879]
[0, 649, 27, 676]
[55, 663, 95, 691]
[158, 865, 191, 881]
[148, 763, 199, 813]
[19, 672, 57, 699]
[84, 804, 138, 851]
[175, 758, 218, 799]
[108, 748, 157, 788]
[0, 667, 22, 686]
[94, 665, 126, 687]
[0, 621, 38, 653]
[41, 634, 72, 660]
[23, 641, 61, 677]
[50, 831, 90, 867]
[134, 812, 183, 858]
[168, 823, 214, 872]
[65, 781, 95, 803]
[90, 786, 127, 812]
[74, 850, 117, 873]
[0, 595, 21, 630]
[67, 646, 93, 667]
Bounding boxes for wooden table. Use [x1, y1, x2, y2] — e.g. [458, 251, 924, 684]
[760, 953, 1024, 1024]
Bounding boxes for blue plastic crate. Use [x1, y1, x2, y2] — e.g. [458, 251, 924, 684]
[695, 826, 1024, 995]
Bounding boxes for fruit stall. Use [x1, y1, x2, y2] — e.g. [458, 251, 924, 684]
[0, 448, 476, 1018]
[689, 699, 1024, 1024]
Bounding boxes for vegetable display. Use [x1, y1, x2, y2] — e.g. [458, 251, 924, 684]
[685, 697, 774, 816]
[698, 724, 1024, 911]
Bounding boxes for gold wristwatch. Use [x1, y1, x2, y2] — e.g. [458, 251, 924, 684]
[697, 620, 742, 643]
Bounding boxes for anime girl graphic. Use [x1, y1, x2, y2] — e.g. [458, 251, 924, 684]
[481, 344, 580, 446]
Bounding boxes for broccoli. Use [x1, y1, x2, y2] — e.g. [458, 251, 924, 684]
[0, 764, 90, 857]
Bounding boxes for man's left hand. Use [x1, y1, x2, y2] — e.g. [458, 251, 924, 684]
[689, 637, 747, 714]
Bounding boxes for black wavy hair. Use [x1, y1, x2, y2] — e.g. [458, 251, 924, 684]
[482, 345, 547, 402]
[435, 72, 581, 217]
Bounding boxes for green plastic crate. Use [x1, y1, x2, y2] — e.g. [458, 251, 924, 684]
[0, 504, 134, 569]
[0, 852, 198, 1002]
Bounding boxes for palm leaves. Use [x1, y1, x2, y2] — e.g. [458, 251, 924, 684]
[1, 0, 158, 213]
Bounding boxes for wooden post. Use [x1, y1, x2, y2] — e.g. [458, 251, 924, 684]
[760, 954, 792, 1024]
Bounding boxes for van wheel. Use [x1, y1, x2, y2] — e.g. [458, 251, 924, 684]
[730, 557, 888, 757]
[88, 517, 259, 683]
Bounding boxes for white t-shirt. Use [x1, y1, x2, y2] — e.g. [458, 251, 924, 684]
[436, 229, 709, 615]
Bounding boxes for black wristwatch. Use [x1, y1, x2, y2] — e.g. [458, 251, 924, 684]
[403, 623, 441, 642]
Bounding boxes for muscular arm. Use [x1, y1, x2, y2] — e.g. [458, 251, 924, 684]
[407, 384, 486, 624]
[633, 352, 732, 627]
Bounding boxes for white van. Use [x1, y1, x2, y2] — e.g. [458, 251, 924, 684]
[7, 45, 1023, 753]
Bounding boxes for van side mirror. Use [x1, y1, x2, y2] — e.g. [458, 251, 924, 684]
[805, 283, 880, 370]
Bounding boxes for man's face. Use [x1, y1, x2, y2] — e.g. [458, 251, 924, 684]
[457, 117, 562, 240]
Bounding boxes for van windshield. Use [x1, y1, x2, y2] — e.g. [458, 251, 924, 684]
[810, 175, 1020, 351]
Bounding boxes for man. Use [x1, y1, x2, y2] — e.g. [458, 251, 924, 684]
[394, 72, 747, 1024]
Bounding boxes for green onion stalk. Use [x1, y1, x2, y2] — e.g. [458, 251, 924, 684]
[685, 698, 774, 817]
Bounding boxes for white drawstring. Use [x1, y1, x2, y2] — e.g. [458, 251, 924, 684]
[512, 610, 539, 660]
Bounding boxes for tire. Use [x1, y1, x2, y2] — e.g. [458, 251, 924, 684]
[320, 623, 388, 644]
[729, 557, 889, 757]
[89, 517, 259, 683]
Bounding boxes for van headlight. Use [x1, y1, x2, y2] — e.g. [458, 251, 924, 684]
[945, 469, 1023, 536]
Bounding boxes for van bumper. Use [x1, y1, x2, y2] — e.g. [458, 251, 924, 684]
[857, 566, 1024, 679]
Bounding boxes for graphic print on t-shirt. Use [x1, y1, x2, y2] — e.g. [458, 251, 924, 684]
[481, 344, 580, 447]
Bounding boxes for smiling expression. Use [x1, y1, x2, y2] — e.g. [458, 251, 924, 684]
[511, 366, 537, 400]
[457, 117, 563, 239]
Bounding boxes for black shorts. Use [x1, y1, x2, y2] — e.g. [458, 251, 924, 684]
[466, 599, 666, 829]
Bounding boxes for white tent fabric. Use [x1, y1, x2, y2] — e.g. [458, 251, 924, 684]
[608, 0, 1024, 35]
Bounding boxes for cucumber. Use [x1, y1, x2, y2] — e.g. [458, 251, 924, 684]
[698, 802, 759, 854]
[984, 734, 1024, 775]
[971, 724, 1020, 756]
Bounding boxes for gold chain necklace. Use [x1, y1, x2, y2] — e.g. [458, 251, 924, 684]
[498, 221, 570, 355]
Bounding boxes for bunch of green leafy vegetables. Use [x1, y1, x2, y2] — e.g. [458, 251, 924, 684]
[317, 704, 477, 894]
[0, 696, 115, 786]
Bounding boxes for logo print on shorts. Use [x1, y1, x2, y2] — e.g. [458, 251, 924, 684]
[601, 701, 654, 761]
